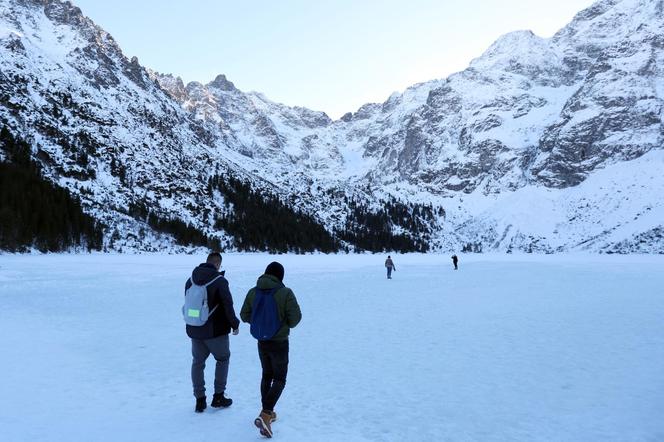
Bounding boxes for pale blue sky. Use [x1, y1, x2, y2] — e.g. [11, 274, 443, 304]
[73, 0, 594, 118]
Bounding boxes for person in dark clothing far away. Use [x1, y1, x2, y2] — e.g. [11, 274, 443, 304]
[241, 261, 302, 439]
[184, 252, 240, 413]
[452, 254, 459, 270]
[385, 255, 396, 279]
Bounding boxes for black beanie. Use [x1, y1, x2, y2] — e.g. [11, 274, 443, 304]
[265, 261, 285, 282]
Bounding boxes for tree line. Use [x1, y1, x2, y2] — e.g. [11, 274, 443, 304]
[336, 197, 436, 253]
[0, 124, 443, 254]
[0, 126, 103, 252]
[209, 174, 339, 253]
[128, 200, 221, 250]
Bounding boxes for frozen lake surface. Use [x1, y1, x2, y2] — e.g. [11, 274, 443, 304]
[1, 253, 663, 441]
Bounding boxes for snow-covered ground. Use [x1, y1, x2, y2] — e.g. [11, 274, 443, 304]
[1, 253, 663, 441]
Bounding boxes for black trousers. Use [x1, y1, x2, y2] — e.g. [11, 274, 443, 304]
[258, 339, 289, 412]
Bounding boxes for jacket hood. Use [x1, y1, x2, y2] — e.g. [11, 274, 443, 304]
[256, 274, 283, 290]
[192, 263, 221, 285]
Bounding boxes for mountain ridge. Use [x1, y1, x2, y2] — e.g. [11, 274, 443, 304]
[1, 0, 663, 253]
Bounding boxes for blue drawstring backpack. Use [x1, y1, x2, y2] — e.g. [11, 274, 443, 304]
[250, 286, 283, 340]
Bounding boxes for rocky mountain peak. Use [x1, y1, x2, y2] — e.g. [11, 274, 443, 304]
[468, 30, 563, 83]
[148, 70, 188, 102]
[42, 0, 83, 22]
[208, 73, 237, 91]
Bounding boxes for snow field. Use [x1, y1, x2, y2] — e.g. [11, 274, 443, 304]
[0, 253, 663, 441]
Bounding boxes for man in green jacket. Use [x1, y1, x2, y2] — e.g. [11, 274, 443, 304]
[241, 261, 302, 439]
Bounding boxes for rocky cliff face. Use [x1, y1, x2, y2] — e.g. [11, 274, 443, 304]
[1, 0, 663, 253]
[532, 0, 664, 187]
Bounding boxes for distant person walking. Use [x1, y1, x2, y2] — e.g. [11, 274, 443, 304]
[183, 252, 240, 413]
[241, 262, 302, 439]
[385, 255, 396, 279]
[452, 254, 459, 270]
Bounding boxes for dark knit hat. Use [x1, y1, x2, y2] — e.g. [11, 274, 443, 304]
[265, 261, 285, 282]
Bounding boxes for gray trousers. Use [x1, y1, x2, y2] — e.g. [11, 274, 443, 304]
[191, 334, 230, 399]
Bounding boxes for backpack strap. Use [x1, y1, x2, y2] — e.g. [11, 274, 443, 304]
[203, 274, 224, 288]
[256, 283, 284, 296]
[199, 274, 225, 316]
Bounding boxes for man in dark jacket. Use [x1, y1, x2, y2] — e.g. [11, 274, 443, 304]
[184, 252, 240, 413]
[241, 261, 302, 438]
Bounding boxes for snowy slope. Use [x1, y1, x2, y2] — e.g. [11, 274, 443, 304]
[1, 0, 663, 253]
[1, 253, 663, 440]
[0, 0, 313, 251]
[434, 149, 664, 253]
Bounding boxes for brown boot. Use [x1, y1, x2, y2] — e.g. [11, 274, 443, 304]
[270, 411, 277, 422]
[254, 410, 273, 438]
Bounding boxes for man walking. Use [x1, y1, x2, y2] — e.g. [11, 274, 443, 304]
[184, 252, 240, 413]
[241, 262, 302, 438]
[385, 255, 396, 279]
[452, 254, 459, 270]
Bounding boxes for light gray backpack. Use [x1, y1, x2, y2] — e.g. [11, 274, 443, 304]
[183, 274, 224, 326]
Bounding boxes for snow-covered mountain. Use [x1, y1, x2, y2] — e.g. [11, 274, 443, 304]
[1, 0, 663, 253]
[0, 0, 341, 252]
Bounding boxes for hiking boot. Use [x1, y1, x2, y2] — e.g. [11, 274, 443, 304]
[269, 411, 277, 422]
[254, 410, 273, 438]
[195, 397, 206, 413]
[211, 393, 233, 408]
